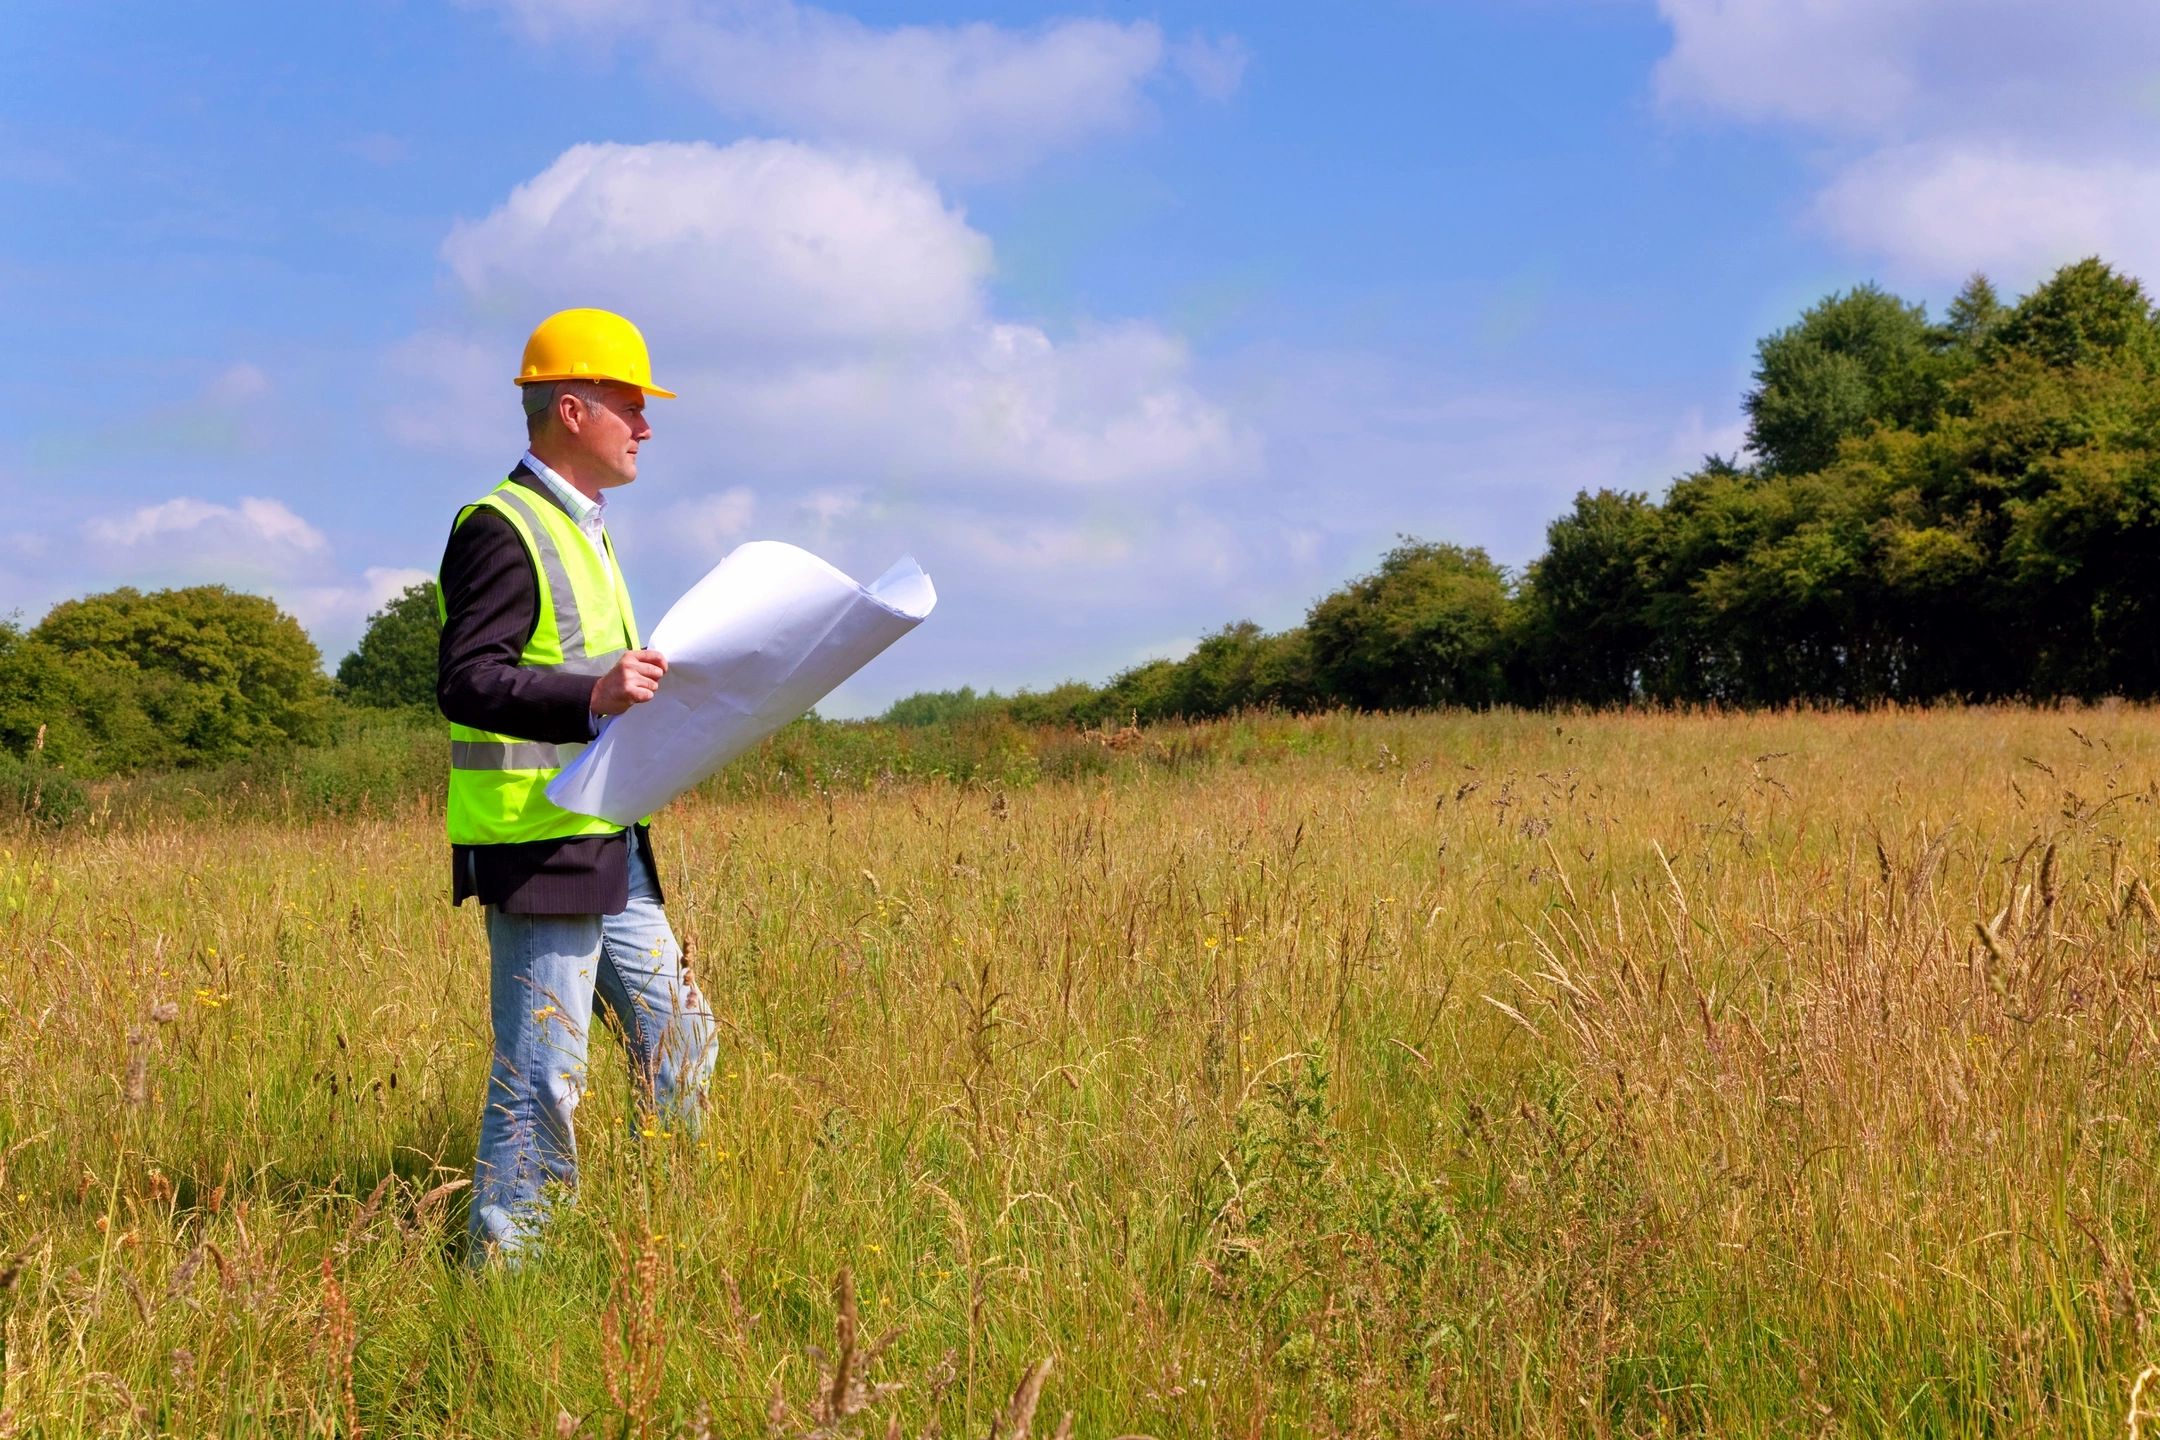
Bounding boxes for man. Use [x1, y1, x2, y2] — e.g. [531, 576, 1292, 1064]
[436, 307, 716, 1259]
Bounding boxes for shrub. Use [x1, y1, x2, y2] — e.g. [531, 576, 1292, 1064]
[0, 751, 88, 829]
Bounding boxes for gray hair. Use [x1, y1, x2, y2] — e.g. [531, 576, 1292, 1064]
[521, 379, 607, 437]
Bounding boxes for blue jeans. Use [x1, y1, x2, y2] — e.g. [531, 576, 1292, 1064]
[467, 842, 716, 1259]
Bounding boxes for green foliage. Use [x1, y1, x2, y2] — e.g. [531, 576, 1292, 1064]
[1305, 539, 1512, 710]
[1, 587, 332, 778]
[1988, 257, 2160, 371]
[1744, 283, 1949, 476]
[337, 581, 442, 711]
[1515, 490, 1662, 704]
[0, 620, 97, 771]
[1208, 1050, 1456, 1415]
[29, 585, 331, 771]
[1157, 622, 1318, 717]
[1943, 272, 2006, 351]
[0, 749, 88, 828]
[878, 685, 1000, 727]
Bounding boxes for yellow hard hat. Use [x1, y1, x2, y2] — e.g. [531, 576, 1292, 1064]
[515, 308, 677, 399]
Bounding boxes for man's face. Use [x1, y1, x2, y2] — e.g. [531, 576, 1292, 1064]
[564, 381, 653, 489]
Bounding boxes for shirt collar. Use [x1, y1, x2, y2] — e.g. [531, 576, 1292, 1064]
[521, 449, 604, 526]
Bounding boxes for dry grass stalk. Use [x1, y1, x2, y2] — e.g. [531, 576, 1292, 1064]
[121, 1030, 149, 1108]
[2130, 1364, 2160, 1440]
[344, 1173, 395, 1250]
[990, 1358, 1051, 1439]
[318, 1251, 360, 1438]
[2130, 878, 2159, 929]
[406, 1176, 467, 1234]
[793, 1266, 901, 1434]
[601, 1233, 668, 1438]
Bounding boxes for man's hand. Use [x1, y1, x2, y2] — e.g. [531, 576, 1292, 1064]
[591, 648, 668, 717]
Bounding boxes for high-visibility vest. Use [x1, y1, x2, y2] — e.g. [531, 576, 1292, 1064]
[439, 478, 641, 846]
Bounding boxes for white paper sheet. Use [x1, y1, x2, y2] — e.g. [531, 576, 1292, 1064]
[545, 541, 936, 824]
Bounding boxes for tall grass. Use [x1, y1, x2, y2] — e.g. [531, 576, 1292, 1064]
[4, 706, 2160, 1435]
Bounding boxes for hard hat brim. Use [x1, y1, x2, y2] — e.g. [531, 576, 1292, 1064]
[515, 372, 678, 400]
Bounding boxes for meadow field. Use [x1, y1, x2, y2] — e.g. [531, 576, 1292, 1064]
[7, 706, 2160, 1437]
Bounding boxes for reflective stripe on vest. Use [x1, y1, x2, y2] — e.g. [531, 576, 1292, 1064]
[440, 477, 639, 846]
[450, 739, 586, 770]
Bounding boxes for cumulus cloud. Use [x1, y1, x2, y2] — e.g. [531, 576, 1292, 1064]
[1814, 143, 2160, 286]
[671, 320, 1249, 492]
[1653, 0, 2160, 287]
[476, 0, 1239, 177]
[443, 141, 989, 347]
[86, 497, 328, 566]
[405, 138, 1252, 496]
[1653, 0, 1925, 133]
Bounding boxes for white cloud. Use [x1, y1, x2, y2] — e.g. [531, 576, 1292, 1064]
[1653, 0, 2160, 287]
[477, 0, 1239, 177]
[1653, 0, 1923, 132]
[678, 320, 1250, 491]
[406, 139, 1251, 495]
[395, 135, 1265, 704]
[86, 497, 328, 563]
[443, 141, 988, 347]
[935, 512, 1135, 574]
[1814, 143, 2160, 287]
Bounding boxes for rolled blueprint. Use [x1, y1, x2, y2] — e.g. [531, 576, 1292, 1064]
[546, 541, 936, 824]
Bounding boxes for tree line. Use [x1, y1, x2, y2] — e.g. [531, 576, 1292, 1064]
[885, 258, 2160, 727]
[6, 256, 2158, 788]
[0, 581, 439, 781]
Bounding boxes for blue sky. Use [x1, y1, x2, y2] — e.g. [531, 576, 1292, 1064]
[5, 0, 2156, 714]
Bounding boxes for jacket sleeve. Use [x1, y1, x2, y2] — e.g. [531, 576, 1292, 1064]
[436, 509, 598, 744]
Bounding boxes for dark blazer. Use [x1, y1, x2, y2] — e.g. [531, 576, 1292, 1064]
[437, 464, 660, 915]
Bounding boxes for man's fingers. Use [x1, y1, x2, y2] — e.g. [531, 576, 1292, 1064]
[590, 650, 667, 715]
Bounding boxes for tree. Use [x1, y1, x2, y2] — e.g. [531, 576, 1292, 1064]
[337, 581, 443, 710]
[1305, 540, 1513, 710]
[1988, 257, 2160, 372]
[1744, 284, 1949, 475]
[32, 586, 331, 767]
[0, 620, 72, 763]
[1153, 622, 1272, 719]
[1516, 490, 1662, 704]
[881, 686, 1002, 726]
[1942, 273, 2006, 352]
